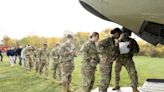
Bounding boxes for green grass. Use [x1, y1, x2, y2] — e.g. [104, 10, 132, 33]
[0, 56, 164, 92]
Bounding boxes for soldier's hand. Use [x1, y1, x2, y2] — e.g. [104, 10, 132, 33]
[127, 45, 130, 48]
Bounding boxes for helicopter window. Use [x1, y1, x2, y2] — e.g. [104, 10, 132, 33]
[139, 21, 164, 45]
[143, 21, 164, 38]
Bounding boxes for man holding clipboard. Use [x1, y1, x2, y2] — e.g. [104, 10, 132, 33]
[113, 28, 140, 92]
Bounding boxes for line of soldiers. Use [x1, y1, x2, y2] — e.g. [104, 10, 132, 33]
[22, 27, 139, 92]
[23, 44, 51, 79]
[23, 43, 63, 80]
[22, 34, 76, 92]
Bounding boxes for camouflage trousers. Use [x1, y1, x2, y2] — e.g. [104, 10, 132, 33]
[34, 59, 40, 73]
[39, 60, 49, 77]
[114, 56, 138, 88]
[99, 56, 113, 92]
[25, 55, 33, 70]
[81, 60, 97, 92]
[61, 61, 74, 85]
[52, 62, 61, 80]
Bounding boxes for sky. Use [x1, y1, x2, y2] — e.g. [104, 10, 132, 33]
[0, 0, 122, 40]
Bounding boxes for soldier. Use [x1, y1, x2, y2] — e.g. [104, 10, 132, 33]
[50, 43, 61, 80]
[24, 45, 34, 70]
[80, 32, 100, 92]
[33, 47, 40, 73]
[98, 28, 122, 92]
[38, 43, 50, 79]
[58, 34, 76, 92]
[21, 45, 28, 68]
[113, 28, 139, 92]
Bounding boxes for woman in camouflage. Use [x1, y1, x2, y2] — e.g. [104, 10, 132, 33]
[80, 32, 100, 92]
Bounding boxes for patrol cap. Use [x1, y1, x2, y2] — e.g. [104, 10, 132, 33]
[111, 28, 122, 34]
[122, 27, 132, 36]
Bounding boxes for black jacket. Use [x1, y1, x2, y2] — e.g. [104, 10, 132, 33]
[7, 50, 16, 56]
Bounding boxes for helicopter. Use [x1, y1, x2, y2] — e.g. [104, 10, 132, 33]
[79, 0, 164, 45]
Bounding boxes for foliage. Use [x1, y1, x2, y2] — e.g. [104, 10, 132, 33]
[99, 28, 112, 40]
[12, 35, 61, 48]
[2, 36, 16, 46]
[138, 40, 164, 57]
[74, 32, 89, 49]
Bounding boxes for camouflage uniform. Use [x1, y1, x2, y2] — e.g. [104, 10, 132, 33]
[80, 40, 100, 92]
[114, 36, 139, 90]
[58, 41, 76, 92]
[50, 47, 61, 80]
[24, 46, 34, 70]
[98, 37, 119, 92]
[33, 48, 40, 73]
[38, 47, 50, 77]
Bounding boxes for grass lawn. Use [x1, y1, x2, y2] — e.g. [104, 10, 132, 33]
[0, 56, 164, 92]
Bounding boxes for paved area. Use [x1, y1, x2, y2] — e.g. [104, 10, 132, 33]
[91, 87, 141, 92]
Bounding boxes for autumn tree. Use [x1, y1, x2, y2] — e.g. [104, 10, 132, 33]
[100, 28, 112, 40]
[3, 36, 16, 46]
[75, 32, 89, 49]
[47, 37, 61, 48]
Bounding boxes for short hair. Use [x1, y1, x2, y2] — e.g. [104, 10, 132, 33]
[90, 32, 99, 38]
[55, 43, 60, 46]
[67, 34, 73, 39]
[43, 43, 48, 46]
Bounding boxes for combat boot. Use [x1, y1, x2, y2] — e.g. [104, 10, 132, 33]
[63, 82, 68, 92]
[132, 87, 139, 92]
[112, 86, 120, 90]
[63, 87, 67, 92]
[68, 85, 74, 92]
[67, 83, 74, 92]
[62, 85, 66, 92]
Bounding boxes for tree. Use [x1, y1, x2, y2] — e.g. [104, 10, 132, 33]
[99, 28, 112, 40]
[75, 32, 89, 49]
[47, 37, 61, 48]
[3, 36, 16, 46]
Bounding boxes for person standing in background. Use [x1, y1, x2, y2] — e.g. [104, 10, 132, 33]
[7, 47, 16, 66]
[24, 45, 34, 70]
[13, 47, 17, 64]
[58, 34, 77, 92]
[33, 47, 40, 73]
[38, 43, 50, 79]
[15, 46, 23, 65]
[21, 45, 28, 67]
[0, 47, 3, 62]
[50, 43, 61, 80]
